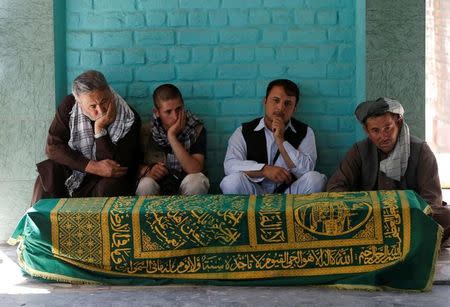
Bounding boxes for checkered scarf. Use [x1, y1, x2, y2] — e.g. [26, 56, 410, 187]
[151, 110, 202, 172]
[65, 88, 135, 195]
[379, 98, 410, 181]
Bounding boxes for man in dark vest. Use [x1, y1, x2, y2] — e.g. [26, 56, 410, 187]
[327, 97, 450, 246]
[220, 79, 326, 195]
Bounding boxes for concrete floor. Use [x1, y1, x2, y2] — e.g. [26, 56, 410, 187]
[1, 244, 450, 307]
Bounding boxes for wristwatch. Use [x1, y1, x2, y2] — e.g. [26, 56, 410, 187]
[94, 128, 107, 139]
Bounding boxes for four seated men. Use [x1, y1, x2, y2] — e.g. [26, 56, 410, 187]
[32, 73, 449, 245]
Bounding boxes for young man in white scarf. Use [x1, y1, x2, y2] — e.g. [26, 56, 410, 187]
[136, 84, 209, 195]
[31, 70, 141, 203]
[327, 97, 450, 246]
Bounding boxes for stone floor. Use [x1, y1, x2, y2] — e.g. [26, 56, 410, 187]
[0, 243, 449, 307]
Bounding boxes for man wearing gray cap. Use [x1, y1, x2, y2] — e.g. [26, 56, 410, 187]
[327, 97, 450, 246]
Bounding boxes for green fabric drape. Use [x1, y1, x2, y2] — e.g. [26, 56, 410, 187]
[9, 190, 442, 290]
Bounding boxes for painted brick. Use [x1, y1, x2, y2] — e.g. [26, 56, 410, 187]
[187, 100, 220, 116]
[287, 29, 327, 43]
[188, 11, 208, 26]
[135, 30, 174, 46]
[102, 68, 133, 82]
[294, 10, 315, 25]
[178, 30, 218, 45]
[207, 133, 220, 150]
[80, 50, 101, 66]
[135, 65, 175, 81]
[300, 98, 327, 114]
[193, 84, 214, 98]
[218, 64, 258, 79]
[125, 13, 146, 29]
[259, 64, 286, 78]
[128, 83, 149, 98]
[262, 30, 283, 43]
[213, 82, 234, 98]
[288, 64, 327, 78]
[255, 47, 274, 60]
[327, 63, 354, 78]
[272, 10, 292, 25]
[67, 50, 80, 66]
[339, 80, 354, 96]
[339, 9, 354, 26]
[168, 11, 187, 27]
[318, 116, 338, 131]
[192, 47, 212, 63]
[146, 12, 166, 26]
[146, 48, 167, 63]
[318, 149, 339, 165]
[67, 0, 93, 12]
[234, 48, 255, 62]
[67, 14, 80, 30]
[325, 98, 354, 115]
[319, 80, 339, 96]
[212, 47, 233, 63]
[263, 0, 303, 8]
[298, 47, 316, 62]
[222, 0, 262, 8]
[202, 117, 216, 131]
[326, 132, 355, 148]
[169, 47, 190, 63]
[299, 80, 319, 97]
[220, 29, 259, 44]
[139, 0, 178, 10]
[176, 83, 193, 98]
[103, 14, 126, 29]
[277, 47, 298, 61]
[124, 49, 145, 64]
[67, 32, 91, 48]
[92, 31, 132, 48]
[339, 116, 355, 132]
[94, 0, 135, 11]
[329, 28, 354, 42]
[338, 45, 354, 62]
[180, 0, 220, 9]
[177, 64, 216, 80]
[102, 50, 123, 64]
[304, 0, 347, 8]
[79, 13, 106, 30]
[249, 9, 271, 25]
[220, 99, 260, 115]
[317, 10, 337, 25]
[235, 81, 256, 98]
[318, 45, 337, 62]
[228, 10, 248, 26]
[216, 118, 237, 133]
[208, 11, 228, 26]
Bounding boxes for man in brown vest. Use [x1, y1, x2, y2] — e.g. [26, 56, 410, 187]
[220, 79, 326, 195]
[327, 97, 450, 246]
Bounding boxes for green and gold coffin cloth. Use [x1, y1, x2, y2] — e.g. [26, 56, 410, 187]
[9, 190, 442, 290]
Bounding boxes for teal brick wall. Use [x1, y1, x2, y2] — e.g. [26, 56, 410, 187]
[65, 0, 362, 191]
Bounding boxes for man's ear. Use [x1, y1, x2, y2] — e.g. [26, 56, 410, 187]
[397, 116, 404, 126]
[153, 107, 159, 117]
